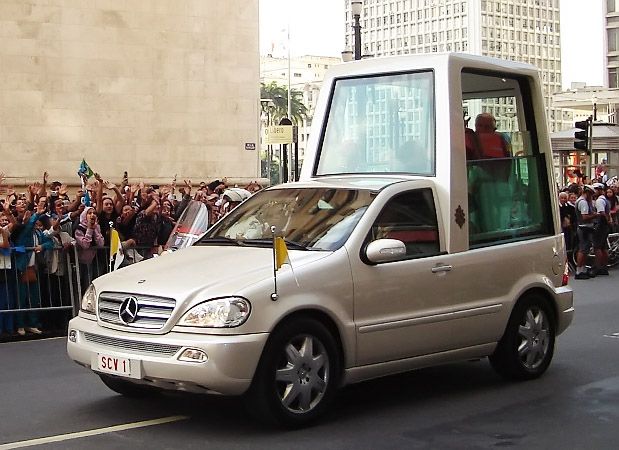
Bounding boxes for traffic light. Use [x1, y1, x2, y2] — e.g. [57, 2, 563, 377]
[574, 117, 592, 154]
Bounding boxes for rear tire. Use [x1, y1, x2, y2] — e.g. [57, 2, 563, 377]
[490, 294, 555, 380]
[99, 374, 160, 398]
[244, 318, 341, 428]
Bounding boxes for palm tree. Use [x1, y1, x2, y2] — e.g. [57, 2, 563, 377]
[260, 82, 309, 125]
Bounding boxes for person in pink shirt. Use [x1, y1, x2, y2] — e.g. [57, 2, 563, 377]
[74, 207, 104, 289]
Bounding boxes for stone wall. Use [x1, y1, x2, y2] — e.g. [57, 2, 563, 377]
[0, 0, 260, 188]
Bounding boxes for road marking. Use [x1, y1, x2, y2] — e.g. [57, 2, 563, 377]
[603, 332, 619, 339]
[0, 336, 64, 346]
[0, 415, 189, 449]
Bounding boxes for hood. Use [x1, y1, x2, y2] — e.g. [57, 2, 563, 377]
[92, 245, 331, 300]
[80, 207, 95, 227]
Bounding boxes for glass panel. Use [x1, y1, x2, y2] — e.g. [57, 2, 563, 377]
[317, 71, 435, 175]
[370, 189, 440, 258]
[468, 155, 551, 245]
[202, 188, 375, 251]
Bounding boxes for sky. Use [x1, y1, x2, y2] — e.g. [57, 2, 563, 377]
[259, 0, 606, 90]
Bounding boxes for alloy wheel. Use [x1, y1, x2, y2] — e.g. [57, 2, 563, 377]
[518, 307, 550, 370]
[275, 334, 329, 414]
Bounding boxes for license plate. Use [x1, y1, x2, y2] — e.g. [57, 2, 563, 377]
[97, 354, 132, 377]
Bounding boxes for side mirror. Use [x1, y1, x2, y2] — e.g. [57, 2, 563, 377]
[365, 239, 406, 264]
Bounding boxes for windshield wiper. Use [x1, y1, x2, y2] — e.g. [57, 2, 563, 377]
[242, 238, 309, 250]
[196, 237, 246, 246]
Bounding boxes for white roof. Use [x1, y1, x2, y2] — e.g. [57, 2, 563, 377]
[325, 52, 539, 79]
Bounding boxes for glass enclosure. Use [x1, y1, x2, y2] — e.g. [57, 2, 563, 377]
[316, 71, 435, 176]
[468, 155, 548, 245]
[463, 70, 553, 246]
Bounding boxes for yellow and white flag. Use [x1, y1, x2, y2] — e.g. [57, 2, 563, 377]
[274, 236, 290, 271]
[272, 236, 299, 289]
[109, 228, 123, 271]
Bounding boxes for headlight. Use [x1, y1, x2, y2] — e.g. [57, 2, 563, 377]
[178, 297, 251, 328]
[80, 284, 97, 314]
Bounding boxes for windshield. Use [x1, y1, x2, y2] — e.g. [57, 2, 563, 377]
[200, 188, 376, 251]
[316, 71, 435, 176]
[165, 200, 210, 250]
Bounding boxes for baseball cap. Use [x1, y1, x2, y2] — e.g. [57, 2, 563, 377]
[592, 182, 605, 190]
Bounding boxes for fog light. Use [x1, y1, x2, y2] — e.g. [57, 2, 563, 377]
[68, 330, 77, 342]
[178, 349, 208, 363]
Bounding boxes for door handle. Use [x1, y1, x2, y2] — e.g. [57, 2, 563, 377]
[431, 264, 453, 273]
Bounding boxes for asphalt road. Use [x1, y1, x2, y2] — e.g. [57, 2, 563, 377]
[0, 274, 618, 450]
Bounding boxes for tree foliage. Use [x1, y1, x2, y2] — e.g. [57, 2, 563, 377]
[260, 82, 309, 126]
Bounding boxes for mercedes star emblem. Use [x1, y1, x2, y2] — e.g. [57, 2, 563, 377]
[119, 296, 139, 324]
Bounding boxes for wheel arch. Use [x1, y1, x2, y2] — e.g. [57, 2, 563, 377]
[513, 287, 558, 328]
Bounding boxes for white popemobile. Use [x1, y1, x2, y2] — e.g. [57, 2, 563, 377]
[67, 53, 573, 427]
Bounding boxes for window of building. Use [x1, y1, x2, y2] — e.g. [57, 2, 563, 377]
[609, 28, 619, 52]
[610, 68, 619, 88]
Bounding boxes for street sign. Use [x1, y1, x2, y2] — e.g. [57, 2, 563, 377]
[264, 125, 293, 144]
[245, 142, 256, 151]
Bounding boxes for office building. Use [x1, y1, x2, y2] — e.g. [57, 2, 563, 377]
[344, 0, 566, 131]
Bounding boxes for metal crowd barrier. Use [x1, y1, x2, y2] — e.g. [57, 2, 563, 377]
[0, 244, 156, 336]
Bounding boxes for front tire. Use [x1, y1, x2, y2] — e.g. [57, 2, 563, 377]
[490, 294, 555, 380]
[245, 318, 341, 427]
[99, 374, 160, 398]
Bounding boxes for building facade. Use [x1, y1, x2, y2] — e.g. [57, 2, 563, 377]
[607, 0, 619, 88]
[344, 0, 566, 131]
[0, 0, 260, 187]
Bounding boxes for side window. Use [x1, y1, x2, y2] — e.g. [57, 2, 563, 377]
[369, 189, 440, 259]
[462, 71, 552, 246]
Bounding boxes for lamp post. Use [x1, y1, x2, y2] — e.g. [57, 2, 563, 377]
[591, 94, 598, 122]
[260, 99, 275, 181]
[351, 1, 363, 60]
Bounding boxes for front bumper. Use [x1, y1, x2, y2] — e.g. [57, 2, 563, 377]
[67, 316, 269, 396]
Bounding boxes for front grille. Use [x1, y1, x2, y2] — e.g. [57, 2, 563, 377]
[98, 292, 176, 330]
[83, 332, 181, 356]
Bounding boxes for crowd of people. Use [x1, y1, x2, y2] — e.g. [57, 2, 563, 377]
[559, 176, 619, 279]
[0, 170, 262, 337]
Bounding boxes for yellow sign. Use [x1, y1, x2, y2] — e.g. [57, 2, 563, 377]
[263, 125, 293, 144]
